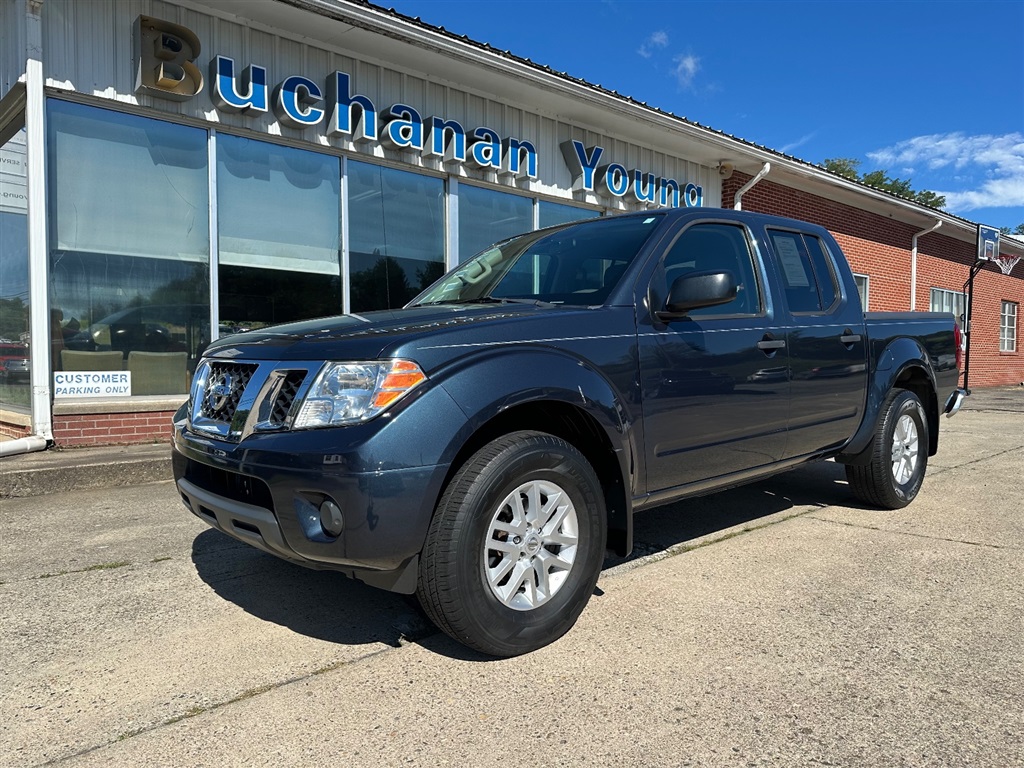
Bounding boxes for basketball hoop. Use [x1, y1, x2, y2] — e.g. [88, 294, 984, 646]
[994, 253, 1021, 275]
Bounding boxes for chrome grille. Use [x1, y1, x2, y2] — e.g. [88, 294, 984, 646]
[269, 371, 306, 426]
[199, 362, 257, 423]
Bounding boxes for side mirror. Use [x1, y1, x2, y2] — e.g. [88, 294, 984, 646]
[656, 270, 737, 321]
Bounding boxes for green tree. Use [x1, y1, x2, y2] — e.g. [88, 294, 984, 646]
[914, 190, 946, 208]
[821, 157, 946, 210]
[822, 157, 861, 180]
[998, 224, 1024, 236]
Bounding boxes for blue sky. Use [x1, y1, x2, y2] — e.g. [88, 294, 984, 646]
[388, 0, 1024, 231]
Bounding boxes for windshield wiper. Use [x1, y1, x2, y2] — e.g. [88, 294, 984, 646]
[412, 297, 557, 308]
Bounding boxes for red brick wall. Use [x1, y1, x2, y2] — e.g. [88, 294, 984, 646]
[0, 421, 31, 440]
[723, 174, 1024, 387]
[53, 411, 176, 447]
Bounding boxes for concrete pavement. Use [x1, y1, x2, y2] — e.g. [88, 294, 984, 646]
[0, 387, 1021, 767]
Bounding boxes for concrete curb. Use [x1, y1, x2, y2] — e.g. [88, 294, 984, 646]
[0, 444, 172, 498]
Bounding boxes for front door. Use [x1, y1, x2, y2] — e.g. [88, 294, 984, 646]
[638, 221, 790, 494]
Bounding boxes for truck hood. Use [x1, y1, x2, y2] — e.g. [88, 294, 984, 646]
[204, 303, 590, 366]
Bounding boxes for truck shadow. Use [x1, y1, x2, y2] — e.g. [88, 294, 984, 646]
[611, 460, 856, 567]
[190, 460, 862, 659]
[190, 531, 428, 649]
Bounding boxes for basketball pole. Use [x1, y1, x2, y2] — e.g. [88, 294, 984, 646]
[962, 257, 986, 395]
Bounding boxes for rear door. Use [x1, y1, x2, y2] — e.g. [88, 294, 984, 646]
[763, 228, 868, 457]
[638, 219, 790, 493]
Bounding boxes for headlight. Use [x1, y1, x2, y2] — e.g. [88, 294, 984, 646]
[292, 359, 427, 429]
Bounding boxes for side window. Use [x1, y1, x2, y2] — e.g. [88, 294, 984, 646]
[661, 223, 761, 317]
[768, 230, 839, 313]
[804, 235, 839, 308]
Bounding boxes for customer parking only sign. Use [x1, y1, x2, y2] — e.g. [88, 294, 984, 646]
[53, 371, 132, 398]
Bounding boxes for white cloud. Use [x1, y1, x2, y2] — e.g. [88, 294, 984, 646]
[780, 132, 817, 155]
[940, 177, 1024, 213]
[637, 30, 668, 59]
[672, 53, 700, 89]
[868, 132, 1024, 212]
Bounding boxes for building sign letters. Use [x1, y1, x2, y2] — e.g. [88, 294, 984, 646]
[134, 16, 702, 207]
[54, 372, 132, 398]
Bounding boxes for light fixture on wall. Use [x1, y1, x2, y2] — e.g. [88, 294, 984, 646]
[718, 161, 735, 180]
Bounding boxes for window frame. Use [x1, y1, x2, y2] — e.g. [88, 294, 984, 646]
[1000, 300, 1018, 353]
[930, 287, 968, 327]
[765, 227, 842, 316]
[852, 273, 869, 310]
[654, 220, 767, 320]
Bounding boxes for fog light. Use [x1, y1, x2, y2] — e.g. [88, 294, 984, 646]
[319, 499, 344, 537]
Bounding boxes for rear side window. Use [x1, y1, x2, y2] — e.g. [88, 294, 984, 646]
[768, 230, 839, 313]
[661, 223, 761, 317]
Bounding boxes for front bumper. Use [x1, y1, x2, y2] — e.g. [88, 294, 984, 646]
[172, 382, 466, 594]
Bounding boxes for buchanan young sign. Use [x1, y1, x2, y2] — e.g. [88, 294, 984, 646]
[133, 15, 703, 208]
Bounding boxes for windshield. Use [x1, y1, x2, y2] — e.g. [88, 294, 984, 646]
[410, 214, 665, 307]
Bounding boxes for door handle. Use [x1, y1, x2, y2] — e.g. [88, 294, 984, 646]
[757, 334, 786, 352]
[840, 329, 862, 345]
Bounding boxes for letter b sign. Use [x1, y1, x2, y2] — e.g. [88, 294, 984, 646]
[134, 15, 203, 101]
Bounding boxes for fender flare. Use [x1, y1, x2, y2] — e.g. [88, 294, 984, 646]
[837, 336, 939, 464]
[428, 346, 637, 553]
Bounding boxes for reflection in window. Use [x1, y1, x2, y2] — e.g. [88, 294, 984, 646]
[47, 100, 209, 395]
[416, 215, 663, 307]
[662, 224, 760, 316]
[458, 184, 533, 263]
[539, 201, 600, 229]
[768, 230, 837, 314]
[0, 126, 30, 411]
[218, 134, 341, 330]
[348, 161, 444, 312]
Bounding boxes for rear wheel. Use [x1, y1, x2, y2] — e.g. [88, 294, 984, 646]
[846, 389, 929, 509]
[417, 430, 606, 657]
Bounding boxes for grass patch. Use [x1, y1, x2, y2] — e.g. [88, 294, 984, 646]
[39, 560, 131, 579]
[84, 560, 131, 572]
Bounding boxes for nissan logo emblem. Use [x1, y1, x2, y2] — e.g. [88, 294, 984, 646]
[205, 371, 234, 413]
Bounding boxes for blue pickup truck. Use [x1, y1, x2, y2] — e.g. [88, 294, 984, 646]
[172, 209, 965, 656]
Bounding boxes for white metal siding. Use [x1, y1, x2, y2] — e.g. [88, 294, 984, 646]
[38, 0, 719, 208]
[1, 0, 27, 97]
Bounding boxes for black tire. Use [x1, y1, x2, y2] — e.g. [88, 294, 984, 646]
[845, 389, 929, 509]
[416, 430, 607, 657]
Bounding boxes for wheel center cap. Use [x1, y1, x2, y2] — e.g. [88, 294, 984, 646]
[524, 535, 542, 555]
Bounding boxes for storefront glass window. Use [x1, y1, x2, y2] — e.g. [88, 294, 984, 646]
[47, 100, 209, 396]
[217, 134, 341, 332]
[348, 161, 445, 312]
[0, 126, 30, 414]
[538, 201, 600, 229]
[458, 185, 533, 262]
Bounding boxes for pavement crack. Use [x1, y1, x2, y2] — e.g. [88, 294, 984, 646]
[34, 635, 435, 767]
[607, 503, 827, 576]
[806, 515, 1011, 550]
[928, 444, 1024, 477]
[30, 560, 133, 581]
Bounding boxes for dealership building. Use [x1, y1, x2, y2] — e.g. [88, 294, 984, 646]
[1, 0, 1021, 448]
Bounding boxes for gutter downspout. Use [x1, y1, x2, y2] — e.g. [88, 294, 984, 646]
[910, 220, 942, 311]
[0, 436, 49, 457]
[733, 162, 770, 211]
[13, 0, 53, 457]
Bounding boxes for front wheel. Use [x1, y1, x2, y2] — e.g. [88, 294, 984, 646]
[417, 430, 607, 657]
[846, 389, 929, 509]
